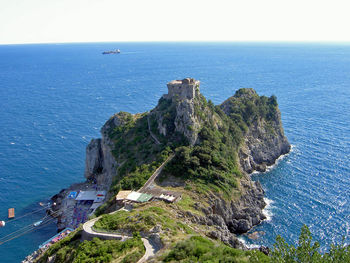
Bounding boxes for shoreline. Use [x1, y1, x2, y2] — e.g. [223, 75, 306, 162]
[49, 181, 108, 232]
[238, 146, 293, 247]
[251, 144, 294, 176]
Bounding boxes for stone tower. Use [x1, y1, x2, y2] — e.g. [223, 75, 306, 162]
[166, 78, 200, 100]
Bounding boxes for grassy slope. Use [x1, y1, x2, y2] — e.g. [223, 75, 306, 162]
[93, 202, 269, 263]
[36, 229, 145, 263]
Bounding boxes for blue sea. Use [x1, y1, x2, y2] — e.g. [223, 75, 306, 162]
[0, 42, 349, 262]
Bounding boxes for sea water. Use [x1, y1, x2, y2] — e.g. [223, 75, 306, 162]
[0, 42, 349, 262]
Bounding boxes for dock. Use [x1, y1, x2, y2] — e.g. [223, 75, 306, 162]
[8, 208, 15, 219]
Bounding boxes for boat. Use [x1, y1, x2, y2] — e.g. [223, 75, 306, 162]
[102, 49, 120, 54]
[33, 220, 43, 227]
[8, 208, 15, 219]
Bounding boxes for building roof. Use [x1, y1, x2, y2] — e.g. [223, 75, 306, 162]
[126, 191, 142, 202]
[137, 193, 153, 202]
[75, 191, 106, 202]
[116, 190, 132, 200]
[159, 194, 176, 202]
[123, 191, 153, 203]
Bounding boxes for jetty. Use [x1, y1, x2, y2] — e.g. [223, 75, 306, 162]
[8, 208, 15, 219]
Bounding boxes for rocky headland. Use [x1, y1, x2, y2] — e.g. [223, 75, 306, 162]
[40, 78, 290, 262]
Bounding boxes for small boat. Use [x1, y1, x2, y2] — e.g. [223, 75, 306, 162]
[0, 221, 5, 227]
[33, 220, 43, 227]
[8, 208, 15, 219]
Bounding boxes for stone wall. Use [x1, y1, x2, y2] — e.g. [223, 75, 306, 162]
[166, 78, 200, 101]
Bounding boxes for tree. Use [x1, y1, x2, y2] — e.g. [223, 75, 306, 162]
[271, 225, 350, 263]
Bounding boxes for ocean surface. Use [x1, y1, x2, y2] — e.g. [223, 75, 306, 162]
[0, 42, 349, 262]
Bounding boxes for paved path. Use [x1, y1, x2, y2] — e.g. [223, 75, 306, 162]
[138, 238, 160, 263]
[81, 151, 175, 262]
[83, 216, 129, 241]
[147, 114, 161, 145]
[82, 210, 159, 262]
[139, 154, 174, 192]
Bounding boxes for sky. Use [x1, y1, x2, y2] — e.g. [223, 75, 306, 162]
[0, 0, 350, 44]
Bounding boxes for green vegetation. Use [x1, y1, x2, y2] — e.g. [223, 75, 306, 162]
[160, 88, 280, 199]
[157, 97, 177, 136]
[37, 231, 144, 263]
[152, 97, 189, 146]
[161, 226, 350, 263]
[271, 225, 350, 263]
[162, 236, 269, 263]
[223, 88, 279, 126]
[104, 88, 280, 203]
[94, 205, 188, 235]
[38, 89, 350, 263]
[176, 194, 203, 216]
[105, 112, 173, 196]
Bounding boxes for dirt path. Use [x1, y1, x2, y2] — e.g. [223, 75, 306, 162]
[139, 154, 174, 192]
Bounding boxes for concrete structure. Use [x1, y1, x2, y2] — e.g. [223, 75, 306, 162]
[116, 190, 132, 201]
[75, 190, 106, 202]
[115, 191, 153, 203]
[166, 78, 200, 100]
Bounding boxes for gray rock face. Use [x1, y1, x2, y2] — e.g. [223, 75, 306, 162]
[220, 89, 291, 174]
[185, 179, 266, 240]
[155, 78, 208, 145]
[84, 117, 118, 189]
[239, 114, 290, 173]
[85, 139, 103, 179]
[173, 98, 201, 145]
[84, 113, 128, 189]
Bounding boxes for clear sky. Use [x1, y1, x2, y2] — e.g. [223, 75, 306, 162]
[0, 0, 350, 44]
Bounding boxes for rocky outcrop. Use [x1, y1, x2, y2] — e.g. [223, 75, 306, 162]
[181, 179, 266, 246]
[153, 78, 216, 145]
[85, 139, 103, 179]
[221, 88, 291, 174]
[48, 113, 123, 231]
[48, 79, 289, 252]
[239, 116, 290, 173]
[173, 97, 202, 145]
[84, 113, 127, 188]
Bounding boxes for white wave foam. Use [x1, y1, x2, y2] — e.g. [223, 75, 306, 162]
[10, 142, 15, 145]
[265, 152, 289, 172]
[255, 144, 295, 174]
[262, 198, 274, 221]
[237, 237, 260, 249]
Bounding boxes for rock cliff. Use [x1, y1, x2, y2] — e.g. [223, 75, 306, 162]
[220, 88, 291, 173]
[84, 113, 128, 189]
[80, 79, 290, 237]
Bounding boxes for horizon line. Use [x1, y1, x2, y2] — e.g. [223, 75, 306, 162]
[2, 40, 350, 46]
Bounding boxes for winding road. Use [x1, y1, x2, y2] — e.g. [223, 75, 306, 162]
[81, 147, 175, 262]
[82, 211, 160, 263]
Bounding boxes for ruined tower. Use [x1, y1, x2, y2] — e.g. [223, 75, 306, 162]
[166, 78, 200, 100]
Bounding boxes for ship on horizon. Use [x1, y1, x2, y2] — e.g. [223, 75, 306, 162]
[102, 49, 120, 54]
